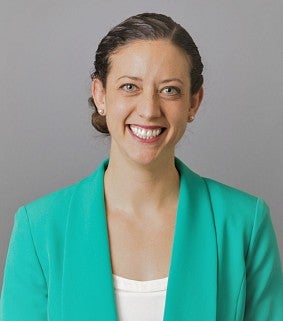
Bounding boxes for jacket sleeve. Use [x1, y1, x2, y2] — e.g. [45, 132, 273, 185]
[0, 207, 48, 321]
[244, 198, 283, 320]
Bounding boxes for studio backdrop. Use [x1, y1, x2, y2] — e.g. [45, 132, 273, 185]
[1, 0, 282, 289]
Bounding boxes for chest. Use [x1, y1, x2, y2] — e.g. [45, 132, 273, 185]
[106, 210, 176, 281]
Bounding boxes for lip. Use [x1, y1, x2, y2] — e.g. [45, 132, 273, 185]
[129, 124, 165, 130]
[127, 125, 165, 143]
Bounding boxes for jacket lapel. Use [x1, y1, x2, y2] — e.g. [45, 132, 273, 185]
[61, 159, 118, 321]
[163, 158, 217, 321]
[61, 158, 217, 321]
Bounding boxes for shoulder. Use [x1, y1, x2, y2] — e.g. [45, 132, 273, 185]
[23, 175, 91, 221]
[202, 176, 271, 252]
[176, 157, 263, 211]
[15, 159, 108, 227]
[203, 176, 268, 220]
[11, 164, 106, 262]
[204, 176, 260, 207]
[176, 158, 269, 233]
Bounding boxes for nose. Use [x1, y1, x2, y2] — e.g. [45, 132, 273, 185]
[137, 91, 161, 120]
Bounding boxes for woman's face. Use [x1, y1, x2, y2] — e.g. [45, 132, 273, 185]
[92, 39, 203, 167]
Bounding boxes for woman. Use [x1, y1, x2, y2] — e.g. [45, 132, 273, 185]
[0, 13, 282, 321]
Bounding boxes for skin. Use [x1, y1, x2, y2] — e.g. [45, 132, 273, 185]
[92, 39, 203, 280]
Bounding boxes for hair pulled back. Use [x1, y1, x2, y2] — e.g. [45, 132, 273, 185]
[89, 12, 204, 134]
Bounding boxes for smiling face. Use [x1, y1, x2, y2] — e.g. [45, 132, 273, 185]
[92, 39, 203, 167]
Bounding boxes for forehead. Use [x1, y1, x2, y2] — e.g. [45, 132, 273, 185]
[107, 39, 191, 81]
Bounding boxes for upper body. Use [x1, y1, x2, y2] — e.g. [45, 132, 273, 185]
[1, 12, 283, 321]
[1, 158, 282, 321]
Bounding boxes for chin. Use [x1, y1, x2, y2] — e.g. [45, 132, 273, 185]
[127, 149, 173, 168]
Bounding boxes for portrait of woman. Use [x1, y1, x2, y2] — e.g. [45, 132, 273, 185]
[0, 11, 283, 321]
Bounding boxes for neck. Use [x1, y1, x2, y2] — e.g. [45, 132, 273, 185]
[104, 155, 180, 219]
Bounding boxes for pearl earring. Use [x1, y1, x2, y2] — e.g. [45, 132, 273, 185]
[188, 115, 195, 122]
[98, 109, 104, 115]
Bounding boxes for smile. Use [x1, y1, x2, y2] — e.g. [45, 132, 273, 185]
[129, 125, 163, 140]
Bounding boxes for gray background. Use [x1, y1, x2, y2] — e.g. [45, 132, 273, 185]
[1, 0, 282, 289]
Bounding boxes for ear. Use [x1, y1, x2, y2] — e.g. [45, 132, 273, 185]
[188, 86, 204, 122]
[91, 78, 106, 114]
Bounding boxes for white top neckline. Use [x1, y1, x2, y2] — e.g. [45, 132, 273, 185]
[112, 274, 168, 321]
[112, 274, 168, 293]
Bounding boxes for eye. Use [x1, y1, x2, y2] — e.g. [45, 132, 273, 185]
[121, 83, 138, 92]
[161, 86, 182, 96]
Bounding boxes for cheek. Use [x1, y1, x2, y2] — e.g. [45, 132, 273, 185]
[167, 106, 189, 124]
[167, 108, 189, 139]
[106, 93, 130, 114]
[105, 97, 131, 132]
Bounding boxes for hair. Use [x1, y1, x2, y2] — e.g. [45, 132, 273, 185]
[89, 12, 204, 134]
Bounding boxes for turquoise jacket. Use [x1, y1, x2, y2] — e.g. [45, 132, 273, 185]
[1, 158, 283, 320]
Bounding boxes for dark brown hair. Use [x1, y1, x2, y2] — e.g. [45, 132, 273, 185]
[89, 12, 204, 134]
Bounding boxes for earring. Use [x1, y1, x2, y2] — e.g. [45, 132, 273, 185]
[98, 109, 104, 115]
[188, 115, 195, 122]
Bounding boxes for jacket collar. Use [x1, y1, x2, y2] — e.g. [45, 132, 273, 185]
[61, 158, 217, 320]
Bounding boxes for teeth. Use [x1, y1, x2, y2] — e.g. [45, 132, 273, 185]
[130, 125, 162, 139]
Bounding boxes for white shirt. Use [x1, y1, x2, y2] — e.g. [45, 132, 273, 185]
[113, 274, 168, 321]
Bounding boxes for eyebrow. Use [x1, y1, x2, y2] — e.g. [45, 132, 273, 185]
[117, 76, 142, 82]
[160, 78, 184, 85]
[117, 76, 184, 85]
